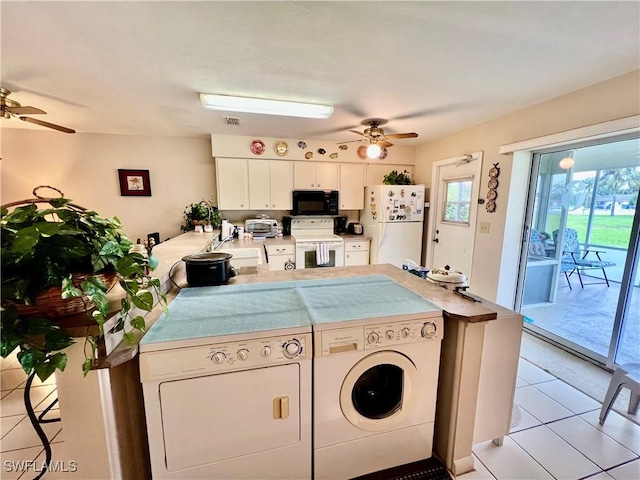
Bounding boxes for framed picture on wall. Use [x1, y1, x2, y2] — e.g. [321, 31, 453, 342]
[118, 169, 151, 196]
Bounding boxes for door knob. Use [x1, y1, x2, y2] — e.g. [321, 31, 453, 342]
[433, 238, 439, 243]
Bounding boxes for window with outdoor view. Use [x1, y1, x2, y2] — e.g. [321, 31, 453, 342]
[442, 178, 472, 224]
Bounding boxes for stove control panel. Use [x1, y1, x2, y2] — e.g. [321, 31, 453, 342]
[291, 218, 334, 230]
[140, 333, 312, 382]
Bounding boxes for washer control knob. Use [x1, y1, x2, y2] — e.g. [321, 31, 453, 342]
[385, 330, 395, 340]
[421, 322, 437, 337]
[212, 352, 226, 364]
[283, 339, 302, 358]
[261, 346, 272, 358]
[237, 349, 249, 361]
[401, 328, 411, 338]
[367, 332, 380, 344]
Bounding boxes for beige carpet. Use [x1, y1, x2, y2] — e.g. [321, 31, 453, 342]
[519, 331, 639, 425]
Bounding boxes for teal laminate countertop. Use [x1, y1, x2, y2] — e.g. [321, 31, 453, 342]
[141, 275, 441, 345]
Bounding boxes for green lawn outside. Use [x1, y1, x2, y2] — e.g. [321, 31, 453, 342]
[546, 214, 633, 248]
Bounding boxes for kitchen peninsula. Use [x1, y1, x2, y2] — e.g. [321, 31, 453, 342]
[54, 232, 523, 479]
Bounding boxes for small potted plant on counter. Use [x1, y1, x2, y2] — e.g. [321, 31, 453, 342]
[180, 199, 222, 232]
[383, 169, 413, 185]
[1, 186, 167, 381]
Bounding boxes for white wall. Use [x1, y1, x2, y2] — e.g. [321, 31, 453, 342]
[1, 130, 214, 242]
[414, 70, 640, 304]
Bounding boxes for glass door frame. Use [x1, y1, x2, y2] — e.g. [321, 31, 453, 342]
[515, 135, 640, 370]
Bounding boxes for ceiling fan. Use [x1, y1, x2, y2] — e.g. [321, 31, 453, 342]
[337, 118, 418, 156]
[0, 87, 75, 134]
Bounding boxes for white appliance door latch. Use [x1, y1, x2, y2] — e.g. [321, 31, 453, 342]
[273, 396, 289, 419]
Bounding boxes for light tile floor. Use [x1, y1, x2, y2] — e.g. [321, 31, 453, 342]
[1, 353, 639, 479]
[460, 358, 640, 480]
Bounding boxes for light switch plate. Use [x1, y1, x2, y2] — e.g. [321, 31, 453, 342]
[479, 222, 490, 234]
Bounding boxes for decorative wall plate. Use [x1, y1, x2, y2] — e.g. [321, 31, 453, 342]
[489, 166, 500, 178]
[305, 151, 313, 159]
[486, 190, 497, 200]
[317, 148, 326, 155]
[250, 139, 265, 155]
[486, 201, 496, 213]
[329, 153, 338, 159]
[297, 141, 307, 149]
[339, 144, 348, 150]
[274, 141, 289, 156]
[357, 145, 368, 160]
[488, 178, 499, 190]
[379, 147, 388, 160]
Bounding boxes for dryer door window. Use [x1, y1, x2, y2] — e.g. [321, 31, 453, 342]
[352, 364, 402, 419]
[340, 351, 418, 432]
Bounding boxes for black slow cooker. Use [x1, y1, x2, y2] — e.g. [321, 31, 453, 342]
[182, 252, 236, 286]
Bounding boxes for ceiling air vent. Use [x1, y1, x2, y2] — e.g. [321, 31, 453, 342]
[223, 116, 241, 126]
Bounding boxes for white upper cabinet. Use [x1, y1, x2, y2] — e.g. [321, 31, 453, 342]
[245, 160, 294, 210]
[339, 164, 365, 210]
[365, 164, 414, 186]
[216, 158, 249, 210]
[248, 160, 271, 210]
[294, 162, 339, 190]
[268, 161, 293, 210]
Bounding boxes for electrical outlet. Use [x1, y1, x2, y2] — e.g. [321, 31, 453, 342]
[479, 222, 490, 234]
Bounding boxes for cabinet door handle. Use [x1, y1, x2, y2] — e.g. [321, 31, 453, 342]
[272, 204, 276, 207]
[317, 184, 321, 187]
[240, 204, 245, 208]
[311, 184, 315, 187]
[266, 203, 269, 207]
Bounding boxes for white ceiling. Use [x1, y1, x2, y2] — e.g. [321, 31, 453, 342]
[2, 1, 639, 146]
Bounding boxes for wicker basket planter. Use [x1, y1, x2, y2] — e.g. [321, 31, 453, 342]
[9, 271, 119, 319]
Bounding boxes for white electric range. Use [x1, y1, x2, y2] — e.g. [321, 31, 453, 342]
[291, 217, 344, 269]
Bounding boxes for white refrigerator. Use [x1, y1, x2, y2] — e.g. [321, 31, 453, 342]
[361, 185, 425, 268]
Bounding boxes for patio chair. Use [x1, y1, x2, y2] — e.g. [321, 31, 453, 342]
[529, 229, 547, 256]
[552, 228, 616, 289]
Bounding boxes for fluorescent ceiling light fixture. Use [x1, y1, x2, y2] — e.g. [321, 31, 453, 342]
[200, 94, 333, 119]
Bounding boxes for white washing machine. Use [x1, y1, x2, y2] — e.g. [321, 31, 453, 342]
[313, 314, 443, 480]
[139, 286, 313, 479]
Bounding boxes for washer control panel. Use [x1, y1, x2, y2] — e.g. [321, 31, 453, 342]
[318, 316, 442, 356]
[140, 333, 312, 382]
[363, 318, 442, 349]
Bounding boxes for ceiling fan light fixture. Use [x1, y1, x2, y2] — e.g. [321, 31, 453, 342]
[366, 143, 382, 159]
[200, 94, 333, 119]
[559, 157, 574, 169]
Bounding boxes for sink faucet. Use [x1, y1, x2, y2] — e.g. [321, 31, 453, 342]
[211, 233, 234, 251]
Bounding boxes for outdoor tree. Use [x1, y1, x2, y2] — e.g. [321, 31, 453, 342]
[598, 167, 640, 216]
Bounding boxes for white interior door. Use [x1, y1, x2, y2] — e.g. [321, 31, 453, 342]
[427, 152, 483, 279]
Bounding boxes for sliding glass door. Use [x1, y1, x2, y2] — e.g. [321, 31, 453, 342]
[517, 137, 640, 368]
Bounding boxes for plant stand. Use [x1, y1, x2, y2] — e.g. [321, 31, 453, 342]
[24, 372, 61, 479]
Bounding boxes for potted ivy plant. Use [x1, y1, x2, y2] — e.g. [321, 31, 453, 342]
[383, 169, 413, 185]
[1, 186, 167, 381]
[180, 199, 222, 232]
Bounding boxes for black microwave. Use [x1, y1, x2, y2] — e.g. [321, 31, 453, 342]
[292, 190, 339, 216]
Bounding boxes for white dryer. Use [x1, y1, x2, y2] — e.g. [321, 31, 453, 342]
[313, 314, 443, 480]
[139, 285, 313, 480]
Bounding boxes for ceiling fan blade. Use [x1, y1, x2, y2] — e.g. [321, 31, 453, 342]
[19, 116, 75, 134]
[7, 106, 46, 115]
[337, 139, 365, 145]
[348, 130, 365, 136]
[384, 132, 418, 139]
[379, 140, 393, 148]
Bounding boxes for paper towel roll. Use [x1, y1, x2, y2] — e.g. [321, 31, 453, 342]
[221, 220, 231, 238]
